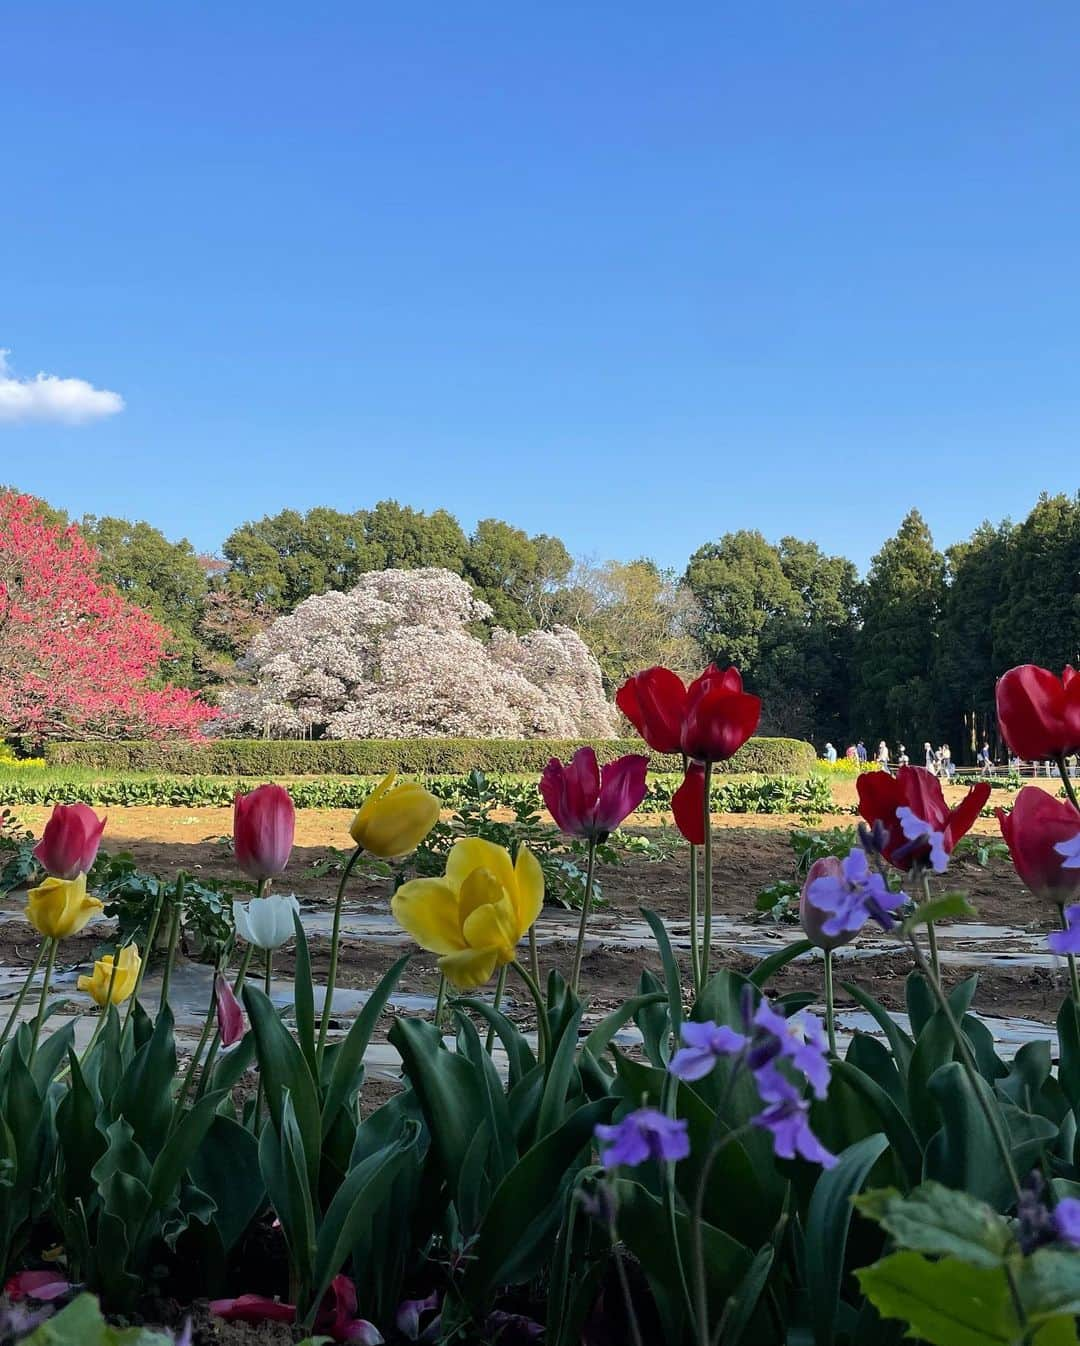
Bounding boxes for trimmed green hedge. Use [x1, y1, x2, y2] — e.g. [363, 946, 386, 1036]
[45, 735, 816, 777]
[0, 770, 833, 816]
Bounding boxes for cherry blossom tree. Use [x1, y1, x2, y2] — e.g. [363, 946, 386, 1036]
[0, 493, 212, 744]
[217, 568, 617, 738]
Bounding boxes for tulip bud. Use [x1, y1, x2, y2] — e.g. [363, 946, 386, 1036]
[214, 972, 245, 1045]
[25, 873, 104, 940]
[233, 785, 295, 881]
[997, 786, 1080, 906]
[800, 857, 857, 951]
[233, 892, 300, 951]
[349, 772, 440, 859]
[33, 803, 106, 880]
[77, 943, 141, 1005]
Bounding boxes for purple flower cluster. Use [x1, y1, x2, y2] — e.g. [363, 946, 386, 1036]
[896, 807, 949, 873]
[805, 847, 906, 938]
[1048, 904, 1080, 956]
[595, 1107, 690, 1168]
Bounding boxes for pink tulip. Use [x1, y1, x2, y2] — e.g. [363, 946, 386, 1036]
[214, 973, 245, 1046]
[800, 857, 858, 952]
[233, 784, 295, 881]
[5, 1270, 73, 1302]
[32, 803, 105, 880]
[539, 748, 648, 842]
[208, 1295, 296, 1325]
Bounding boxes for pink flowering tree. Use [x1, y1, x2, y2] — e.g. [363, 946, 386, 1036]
[218, 568, 618, 739]
[0, 493, 212, 743]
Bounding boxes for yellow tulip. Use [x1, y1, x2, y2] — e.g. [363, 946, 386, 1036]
[350, 772, 440, 859]
[77, 944, 141, 1006]
[25, 874, 104, 940]
[391, 837, 544, 989]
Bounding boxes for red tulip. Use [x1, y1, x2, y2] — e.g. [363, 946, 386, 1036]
[616, 664, 760, 764]
[799, 857, 856, 951]
[671, 765, 706, 845]
[540, 748, 648, 842]
[996, 664, 1080, 761]
[209, 1295, 296, 1325]
[233, 784, 295, 881]
[32, 803, 106, 880]
[856, 765, 990, 872]
[214, 973, 245, 1046]
[997, 786, 1080, 906]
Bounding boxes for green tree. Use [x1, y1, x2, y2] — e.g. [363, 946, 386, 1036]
[464, 520, 572, 631]
[991, 492, 1080, 676]
[81, 515, 209, 685]
[685, 530, 800, 670]
[853, 509, 945, 748]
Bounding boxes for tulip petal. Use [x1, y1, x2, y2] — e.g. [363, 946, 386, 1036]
[391, 879, 466, 955]
[513, 845, 544, 933]
[461, 893, 519, 954]
[942, 781, 992, 852]
[595, 754, 648, 834]
[438, 947, 500, 989]
[616, 666, 686, 755]
[446, 838, 516, 897]
[671, 766, 706, 846]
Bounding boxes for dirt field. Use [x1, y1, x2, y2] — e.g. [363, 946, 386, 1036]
[4, 779, 1070, 1041]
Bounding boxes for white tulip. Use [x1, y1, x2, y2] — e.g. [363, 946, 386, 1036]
[233, 893, 301, 951]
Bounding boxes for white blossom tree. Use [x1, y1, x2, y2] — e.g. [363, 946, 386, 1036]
[217, 568, 618, 738]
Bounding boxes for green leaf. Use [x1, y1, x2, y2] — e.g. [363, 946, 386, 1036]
[535, 1002, 584, 1139]
[842, 981, 914, 1075]
[805, 1133, 889, 1346]
[1057, 998, 1080, 1111]
[1019, 1247, 1080, 1322]
[146, 1089, 226, 1211]
[321, 953, 410, 1134]
[292, 911, 317, 1078]
[857, 1251, 1017, 1346]
[259, 1089, 316, 1302]
[243, 984, 322, 1189]
[641, 906, 684, 1037]
[854, 1182, 1012, 1267]
[583, 991, 667, 1061]
[19, 1292, 174, 1346]
[188, 1114, 264, 1253]
[721, 1243, 775, 1346]
[454, 996, 535, 1086]
[111, 1004, 177, 1159]
[749, 938, 814, 987]
[902, 893, 975, 933]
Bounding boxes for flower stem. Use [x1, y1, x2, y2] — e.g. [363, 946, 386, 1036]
[570, 840, 598, 996]
[252, 950, 272, 1127]
[173, 965, 221, 1119]
[700, 763, 714, 987]
[823, 947, 837, 1055]
[158, 882, 184, 1018]
[919, 868, 941, 981]
[123, 884, 167, 1032]
[433, 974, 447, 1032]
[688, 843, 701, 1001]
[510, 958, 551, 1065]
[316, 845, 364, 1067]
[1057, 754, 1080, 814]
[609, 1221, 646, 1346]
[27, 939, 57, 1064]
[905, 930, 1021, 1201]
[528, 924, 541, 990]
[485, 964, 507, 1053]
[0, 942, 46, 1050]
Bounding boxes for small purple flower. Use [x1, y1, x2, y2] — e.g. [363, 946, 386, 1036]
[752, 1067, 837, 1168]
[806, 847, 906, 937]
[669, 1020, 747, 1081]
[1055, 1198, 1080, 1246]
[595, 1108, 690, 1168]
[396, 1291, 439, 1341]
[1048, 904, 1080, 956]
[1055, 832, 1080, 870]
[896, 807, 948, 873]
[751, 1002, 831, 1099]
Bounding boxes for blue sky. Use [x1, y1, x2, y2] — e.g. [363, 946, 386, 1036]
[3, 2, 1078, 573]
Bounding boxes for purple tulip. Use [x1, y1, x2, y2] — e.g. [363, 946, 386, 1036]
[539, 748, 648, 843]
[214, 973, 245, 1046]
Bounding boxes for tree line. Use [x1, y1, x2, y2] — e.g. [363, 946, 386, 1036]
[14, 489, 1080, 759]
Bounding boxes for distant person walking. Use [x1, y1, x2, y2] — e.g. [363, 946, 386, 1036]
[876, 740, 890, 771]
[924, 742, 934, 771]
[824, 742, 837, 763]
[978, 741, 993, 773]
[897, 743, 910, 767]
[941, 744, 954, 779]
[845, 745, 858, 762]
[856, 740, 867, 764]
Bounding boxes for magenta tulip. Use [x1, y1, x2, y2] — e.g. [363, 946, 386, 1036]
[32, 803, 106, 880]
[214, 973, 245, 1046]
[540, 748, 648, 842]
[233, 784, 295, 881]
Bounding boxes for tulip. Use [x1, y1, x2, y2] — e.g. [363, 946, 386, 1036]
[540, 748, 648, 843]
[4, 1270, 72, 1303]
[214, 972, 245, 1046]
[233, 784, 295, 882]
[209, 1296, 296, 1326]
[856, 766, 990, 874]
[996, 664, 1080, 762]
[25, 873, 104, 940]
[800, 857, 858, 952]
[233, 892, 300, 951]
[997, 787, 1080, 907]
[349, 772, 440, 859]
[78, 943, 141, 1006]
[32, 802, 106, 879]
[616, 664, 761, 764]
[540, 748, 647, 993]
[671, 764, 707, 846]
[392, 838, 543, 989]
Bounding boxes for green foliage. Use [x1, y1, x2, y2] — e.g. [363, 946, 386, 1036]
[20, 1294, 174, 1346]
[45, 733, 817, 775]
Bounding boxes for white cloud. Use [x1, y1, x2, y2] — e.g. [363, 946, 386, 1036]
[0, 349, 125, 425]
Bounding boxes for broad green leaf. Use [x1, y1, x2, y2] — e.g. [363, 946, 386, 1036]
[854, 1181, 1011, 1267]
[641, 906, 684, 1037]
[1019, 1247, 1080, 1322]
[389, 1016, 484, 1190]
[805, 1133, 889, 1346]
[19, 1292, 174, 1345]
[321, 953, 409, 1135]
[453, 996, 535, 1086]
[188, 1114, 264, 1253]
[749, 938, 814, 988]
[292, 911, 317, 1078]
[535, 1002, 583, 1139]
[583, 991, 667, 1061]
[902, 893, 975, 933]
[842, 981, 914, 1074]
[857, 1251, 1016, 1346]
[243, 984, 322, 1189]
